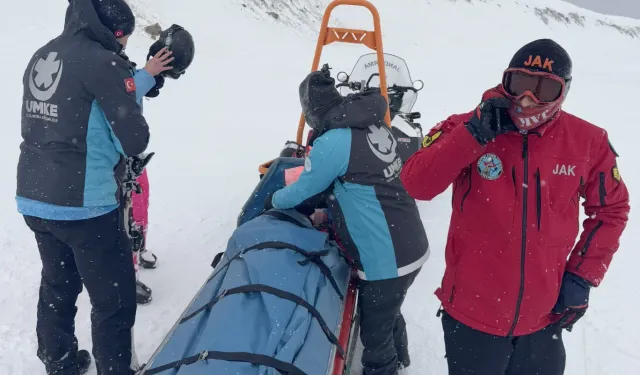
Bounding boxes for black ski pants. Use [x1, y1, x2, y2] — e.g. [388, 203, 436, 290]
[24, 209, 137, 375]
[358, 268, 420, 375]
[441, 311, 566, 375]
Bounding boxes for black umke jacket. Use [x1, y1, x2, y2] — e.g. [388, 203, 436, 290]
[273, 71, 430, 280]
[17, 0, 149, 209]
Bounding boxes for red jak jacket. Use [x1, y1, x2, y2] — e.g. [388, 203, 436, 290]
[401, 86, 630, 337]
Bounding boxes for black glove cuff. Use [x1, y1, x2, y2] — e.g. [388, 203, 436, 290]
[465, 121, 488, 146]
[145, 76, 165, 98]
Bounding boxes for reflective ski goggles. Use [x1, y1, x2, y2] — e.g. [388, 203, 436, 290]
[502, 68, 566, 104]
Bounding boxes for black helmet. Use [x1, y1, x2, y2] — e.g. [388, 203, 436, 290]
[147, 24, 195, 79]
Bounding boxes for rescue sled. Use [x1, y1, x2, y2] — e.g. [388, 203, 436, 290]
[138, 1, 395, 374]
[139, 204, 358, 375]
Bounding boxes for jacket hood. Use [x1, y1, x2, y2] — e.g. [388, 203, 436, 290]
[312, 90, 389, 142]
[63, 0, 122, 53]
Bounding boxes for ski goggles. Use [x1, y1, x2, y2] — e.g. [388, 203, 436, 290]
[502, 68, 566, 104]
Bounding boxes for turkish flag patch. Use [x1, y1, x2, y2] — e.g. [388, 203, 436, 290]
[124, 78, 136, 93]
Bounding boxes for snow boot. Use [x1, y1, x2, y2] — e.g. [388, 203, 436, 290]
[76, 349, 91, 375]
[136, 280, 153, 305]
[139, 249, 158, 269]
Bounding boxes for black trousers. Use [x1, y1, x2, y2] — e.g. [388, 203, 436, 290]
[441, 311, 566, 375]
[24, 209, 137, 375]
[358, 268, 420, 375]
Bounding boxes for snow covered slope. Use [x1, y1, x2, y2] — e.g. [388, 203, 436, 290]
[0, 0, 638, 374]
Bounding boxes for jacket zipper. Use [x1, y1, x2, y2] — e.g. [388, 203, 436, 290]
[450, 165, 472, 303]
[576, 221, 604, 269]
[535, 168, 541, 230]
[577, 174, 606, 269]
[460, 166, 472, 212]
[508, 133, 529, 337]
[599, 172, 606, 206]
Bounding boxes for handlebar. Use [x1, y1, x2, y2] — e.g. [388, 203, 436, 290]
[336, 81, 362, 91]
[405, 112, 421, 121]
[388, 84, 418, 93]
[336, 71, 420, 94]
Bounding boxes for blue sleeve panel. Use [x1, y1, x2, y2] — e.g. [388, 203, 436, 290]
[272, 129, 351, 209]
[102, 70, 153, 157]
[90, 57, 149, 157]
[134, 69, 156, 103]
[332, 181, 399, 280]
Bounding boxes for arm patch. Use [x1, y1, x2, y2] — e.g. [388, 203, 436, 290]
[422, 130, 443, 148]
[612, 165, 621, 182]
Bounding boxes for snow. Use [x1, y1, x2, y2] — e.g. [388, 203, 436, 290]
[0, 0, 638, 374]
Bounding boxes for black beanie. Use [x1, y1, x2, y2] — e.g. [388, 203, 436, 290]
[299, 71, 344, 131]
[508, 39, 572, 81]
[94, 0, 135, 38]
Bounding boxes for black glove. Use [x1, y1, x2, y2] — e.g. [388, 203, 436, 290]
[263, 191, 323, 216]
[128, 152, 155, 177]
[145, 75, 165, 98]
[264, 192, 275, 211]
[279, 141, 306, 158]
[465, 97, 516, 145]
[552, 272, 591, 331]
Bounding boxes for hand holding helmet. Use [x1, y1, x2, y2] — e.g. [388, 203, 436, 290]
[147, 24, 195, 80]
[144, 47, 174, 76]
[144, 24, 194, 98]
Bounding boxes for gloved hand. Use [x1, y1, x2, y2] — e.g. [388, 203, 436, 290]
[552, 272, 592, 331]
[145, 75, 165, 98]
[465, 97, 516, 145]
[128, 152, 155, 176]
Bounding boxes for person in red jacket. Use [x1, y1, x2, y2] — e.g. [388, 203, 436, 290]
[400, 38, 630, 375]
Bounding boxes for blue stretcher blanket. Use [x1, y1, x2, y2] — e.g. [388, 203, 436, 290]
[142, 209, 351, 375]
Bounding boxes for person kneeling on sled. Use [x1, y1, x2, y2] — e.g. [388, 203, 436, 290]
[265, 66, 430, 375]
[400, 39, 630, 375]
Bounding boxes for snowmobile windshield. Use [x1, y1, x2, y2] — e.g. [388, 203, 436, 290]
[338, 53, 418, 114]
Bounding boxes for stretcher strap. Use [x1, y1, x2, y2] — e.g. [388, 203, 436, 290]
[207, 241, 344, 300]
[143, 350, 306, 375]
[179, 284, 346, 357]
[262, 210, 312, 229]
[250, 241, 344, 300]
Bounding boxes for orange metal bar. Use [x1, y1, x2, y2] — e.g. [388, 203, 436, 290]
[324, 27, 377, 49]
[259, 0, 389, 174]
[296, 0, 390, 145]
[331, 274, 359, 375]
[258, 160, 272, 175]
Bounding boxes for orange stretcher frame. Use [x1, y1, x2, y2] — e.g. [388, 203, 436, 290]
[259, 0, 390, 174]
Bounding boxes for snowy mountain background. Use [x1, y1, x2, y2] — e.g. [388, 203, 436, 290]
[564, 0, 640, 19]
[1, 0, 638, 374]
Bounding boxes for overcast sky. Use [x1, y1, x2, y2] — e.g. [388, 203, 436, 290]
[562, 0, 640, 19]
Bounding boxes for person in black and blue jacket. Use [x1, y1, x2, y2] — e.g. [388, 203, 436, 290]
[266, 67, 430, 375]
[16, 1, 171, 374]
